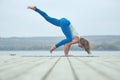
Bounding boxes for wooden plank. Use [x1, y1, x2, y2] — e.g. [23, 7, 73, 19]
[0, 57, 53, 80]
[0, 57, 44, 72]
[12, 57, 60, 80]
[68, 57, 109, 80]
[0, 56, 19, 65]
[74, 57, 120, 80]
[45, 57, 75, 80]
[0, 56, 120, 80]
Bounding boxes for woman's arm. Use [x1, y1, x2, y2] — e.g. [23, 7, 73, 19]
[63, 36, 80, 56]
[70, 36, 79, 44]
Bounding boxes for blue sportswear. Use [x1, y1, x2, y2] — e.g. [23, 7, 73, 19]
[35, 8, 72, 48]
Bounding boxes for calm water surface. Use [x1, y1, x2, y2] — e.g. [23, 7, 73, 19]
[0, 51, 120, 57]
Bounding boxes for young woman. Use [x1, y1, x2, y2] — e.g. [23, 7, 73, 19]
[27, 6, 92, 56]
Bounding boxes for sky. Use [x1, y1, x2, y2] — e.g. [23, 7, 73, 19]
[0, 0, 120, 37]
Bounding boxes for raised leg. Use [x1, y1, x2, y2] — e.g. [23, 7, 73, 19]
[28, 6, 60, 26]
[35, 8, 60, 26]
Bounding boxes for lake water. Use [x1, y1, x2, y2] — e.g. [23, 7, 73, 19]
[0, 51, 120, 57]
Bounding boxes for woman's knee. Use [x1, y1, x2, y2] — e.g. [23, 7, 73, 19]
[67, 38, 72, 42]
[65, 42, 71, 46]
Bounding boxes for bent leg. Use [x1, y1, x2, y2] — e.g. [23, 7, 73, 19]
[35, 8, 60, 26]
[50, 38, 72, 53]
[55, 19, 73, 48]
[56, 37, 72, 48]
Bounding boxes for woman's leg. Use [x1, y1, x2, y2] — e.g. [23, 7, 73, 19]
[56, 18, 73, 48]
[50, 18, 73, 53]
[35, 8, 60, 26]
[28, 6, 60, 26]
[50, 37, 72, 53]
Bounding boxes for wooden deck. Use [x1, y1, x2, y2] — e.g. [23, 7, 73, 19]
[0, 56, 120, 80]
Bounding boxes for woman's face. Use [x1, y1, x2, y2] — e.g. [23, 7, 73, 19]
[78, 42, 83, 48]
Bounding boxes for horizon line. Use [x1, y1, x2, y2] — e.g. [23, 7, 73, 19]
[0, 35, 120, 38]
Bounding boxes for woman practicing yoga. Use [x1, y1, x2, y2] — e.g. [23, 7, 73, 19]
[27, 6, 92, 56]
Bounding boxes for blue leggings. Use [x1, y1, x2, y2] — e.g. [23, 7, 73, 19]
[35, 8, 72, 48]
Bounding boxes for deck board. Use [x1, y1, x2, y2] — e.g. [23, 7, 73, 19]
[0, 56, 120, 80]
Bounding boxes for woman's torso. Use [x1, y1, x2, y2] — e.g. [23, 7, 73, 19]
[69, 24, 80, 38]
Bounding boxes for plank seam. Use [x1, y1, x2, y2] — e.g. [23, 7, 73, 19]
[67, 57, 79, 80]
[75, 57, 114, 80]
[41, 57, 61, 80]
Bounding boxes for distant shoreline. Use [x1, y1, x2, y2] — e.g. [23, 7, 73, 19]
[0, 35, 120, 51]
[0, 35, 120, 38]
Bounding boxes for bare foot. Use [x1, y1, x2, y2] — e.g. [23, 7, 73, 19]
[27, 6, 36, 10]
[50, 45, 56, 53]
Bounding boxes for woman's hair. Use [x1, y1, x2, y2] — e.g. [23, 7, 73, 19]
[80, 38, 91, 54]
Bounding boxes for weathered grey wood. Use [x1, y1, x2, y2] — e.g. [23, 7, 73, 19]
[45, 57, 75, 80]
[12, 57, 59, 80]
[68, 57, 109, 80]
[73, 57, 120, 80]
[0, 57, 53, 80]
[0, 56, 120, 80]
